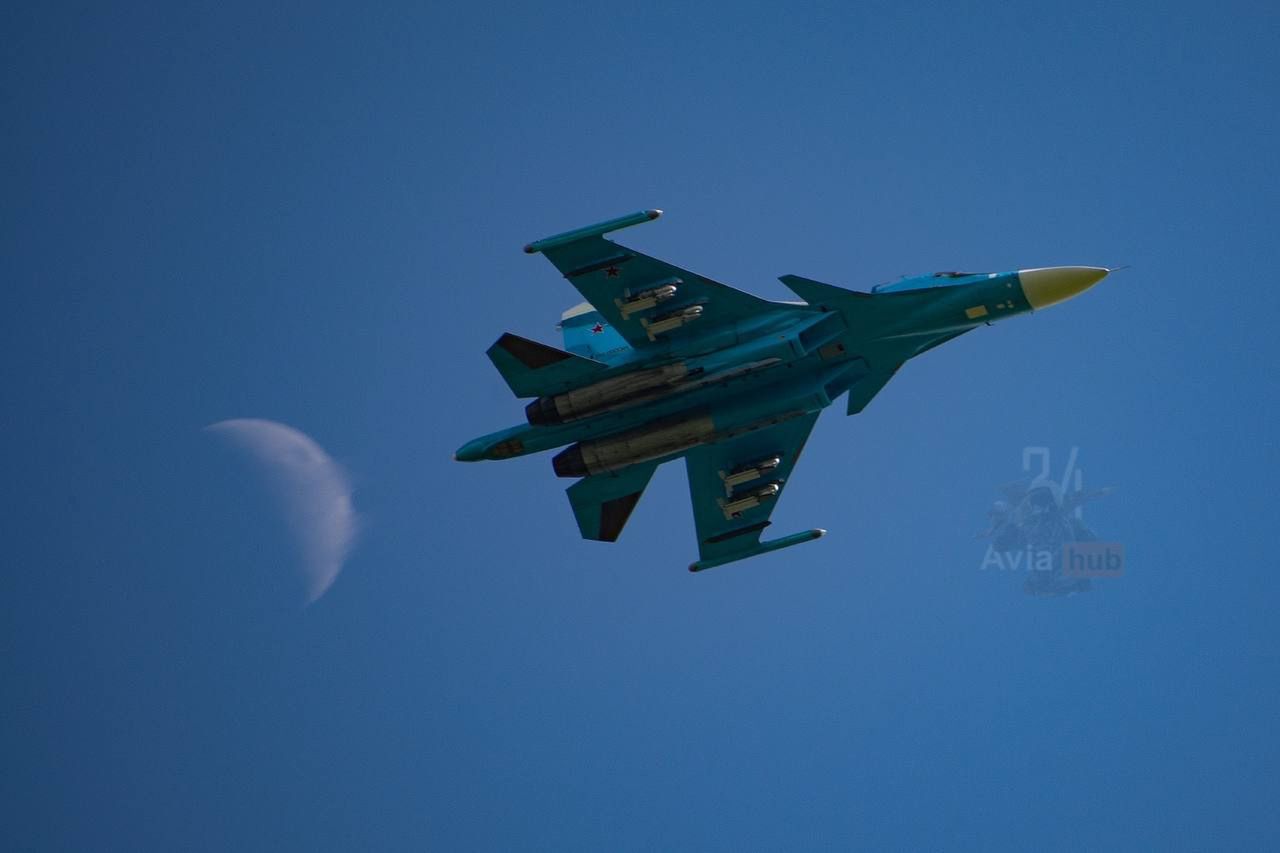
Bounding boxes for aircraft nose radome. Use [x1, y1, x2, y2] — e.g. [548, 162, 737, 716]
[1018, 266, 1109, 310]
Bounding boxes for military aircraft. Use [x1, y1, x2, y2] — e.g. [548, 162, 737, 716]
[455, 209, 1109, 572]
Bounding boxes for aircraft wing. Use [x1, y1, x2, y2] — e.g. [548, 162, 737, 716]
[525, 211, 775, 349]
[683, 411, 823, 571]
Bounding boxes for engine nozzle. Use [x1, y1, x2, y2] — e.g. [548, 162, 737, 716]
[552, 444, 587, 478]
[525, 397, 560, 426]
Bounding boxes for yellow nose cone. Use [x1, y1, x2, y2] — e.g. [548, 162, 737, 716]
[1018, 266, 1109, 309]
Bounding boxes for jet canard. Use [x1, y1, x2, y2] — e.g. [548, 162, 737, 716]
[456, 209, 1109, 572]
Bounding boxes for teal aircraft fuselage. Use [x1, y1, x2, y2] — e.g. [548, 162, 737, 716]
[456, 210, 1109, 571]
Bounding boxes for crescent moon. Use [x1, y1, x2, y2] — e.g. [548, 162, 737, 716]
[205, 418, 358, 604]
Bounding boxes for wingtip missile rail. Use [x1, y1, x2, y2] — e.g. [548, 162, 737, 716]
[688, 528, 827, 573]
[523, 209, 663, 254]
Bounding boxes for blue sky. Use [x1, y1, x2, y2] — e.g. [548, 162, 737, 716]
[5, 1, 1279, 850]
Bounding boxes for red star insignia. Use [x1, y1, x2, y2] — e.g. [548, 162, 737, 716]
[591, 322, 605, 334]
[604, 266, 620, 278]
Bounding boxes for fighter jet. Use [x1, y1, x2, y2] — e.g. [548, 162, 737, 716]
[455, 209, 1109, 571]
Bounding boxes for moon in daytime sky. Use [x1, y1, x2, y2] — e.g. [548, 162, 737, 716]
[205, 418, 358, 604]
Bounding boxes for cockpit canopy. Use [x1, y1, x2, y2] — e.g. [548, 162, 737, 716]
[871, 270, 996, 294]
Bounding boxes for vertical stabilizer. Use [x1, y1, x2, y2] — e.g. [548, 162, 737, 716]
[560, 302, 632, 362]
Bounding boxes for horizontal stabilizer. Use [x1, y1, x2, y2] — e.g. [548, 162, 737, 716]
[486, 333, 607, 398]
[567, 462, 659, 542]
